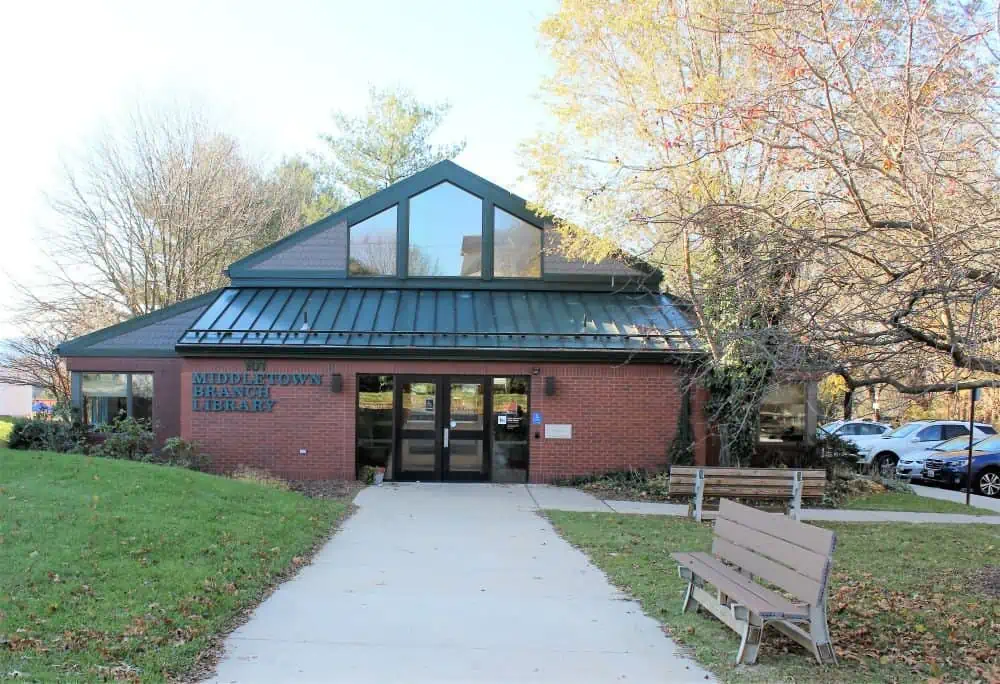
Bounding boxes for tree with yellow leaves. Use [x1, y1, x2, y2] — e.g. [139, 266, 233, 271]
[526, 0, 1000, 461]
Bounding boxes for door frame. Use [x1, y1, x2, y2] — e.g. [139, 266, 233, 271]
[392, 374, 491, 482]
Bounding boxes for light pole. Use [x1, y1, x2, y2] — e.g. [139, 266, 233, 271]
[966, 387, 980, 506]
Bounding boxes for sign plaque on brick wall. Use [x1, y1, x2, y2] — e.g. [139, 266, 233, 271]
[544, 424, 572, 439]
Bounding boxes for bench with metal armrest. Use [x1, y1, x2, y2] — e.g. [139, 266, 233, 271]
[672, 498, 837, 666]
[668, 467, 826, 521]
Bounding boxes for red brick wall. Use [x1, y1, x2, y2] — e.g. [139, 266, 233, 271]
[179, 358, 711, 482]
[65, 357, 183, 446]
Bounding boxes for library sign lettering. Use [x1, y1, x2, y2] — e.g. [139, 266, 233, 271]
[191, 371, 324, 413]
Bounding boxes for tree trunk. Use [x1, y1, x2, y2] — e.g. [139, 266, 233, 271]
[843, 387, 854, 420]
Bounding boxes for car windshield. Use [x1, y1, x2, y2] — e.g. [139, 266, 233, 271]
[972, 434, 1000, 452]
[818, 422, 841, 435]
[886, 423, 925, 438]
[933, 435, 978, 451]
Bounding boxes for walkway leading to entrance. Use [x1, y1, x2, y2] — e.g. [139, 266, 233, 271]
[207, 484, 714, 684]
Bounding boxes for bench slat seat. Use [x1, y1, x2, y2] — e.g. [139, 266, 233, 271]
[671, 552, 807, 619]
[673, 499, 838, 667]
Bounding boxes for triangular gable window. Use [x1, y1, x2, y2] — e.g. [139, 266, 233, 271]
[349, 205, 398, 276]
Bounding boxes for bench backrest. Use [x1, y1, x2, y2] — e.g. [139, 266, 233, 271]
[712, 498, 835, 605]
[669, 467, 826, 499]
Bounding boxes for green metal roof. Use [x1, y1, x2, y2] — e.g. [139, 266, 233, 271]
[176, 287, 697, 355]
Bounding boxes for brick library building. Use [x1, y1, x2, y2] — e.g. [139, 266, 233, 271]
[59, 162, 819, 482]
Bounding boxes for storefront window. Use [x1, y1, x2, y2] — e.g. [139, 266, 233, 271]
[132, 374, 154, 422]
[491, 377, 529, 482]
[81, 373, 153, 426]
[357, 375, 394, 476]
[759, 383, 807, 443]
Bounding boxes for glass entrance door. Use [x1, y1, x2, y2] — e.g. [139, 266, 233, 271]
[394, 376, 488, 481]
[397, 379, 440, 479]
[445, 380, 487, 481]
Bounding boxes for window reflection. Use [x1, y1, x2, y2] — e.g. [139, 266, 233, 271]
[356, 375, 394, 476]
[81, 372, 153, 426]
[759, 383, 806, 442]
[492, 376, 529, 483]
[494, 208, 542, 278]
[131, 373, 154, 422]
[409, 182, 483, 277]
[350, 206, 398, 276]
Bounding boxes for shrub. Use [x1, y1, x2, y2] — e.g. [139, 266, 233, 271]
[358, 464, 377, 484]
[7, 414, 88, 453]
[555, 467, 673, 500]
[231, 465, 289, 490]
[92, 416, 154, 461]
[146, 437, 212, 472]
[760, 434, 861, 479]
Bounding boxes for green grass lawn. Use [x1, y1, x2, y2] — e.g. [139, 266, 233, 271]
[548, 511, 1000, 683]
[843, 490, 998, 516]
[0, 416, 15, 447]
[0, 449, 351, 682]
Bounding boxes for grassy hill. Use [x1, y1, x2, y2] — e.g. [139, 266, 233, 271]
[0, 450, 351, 682]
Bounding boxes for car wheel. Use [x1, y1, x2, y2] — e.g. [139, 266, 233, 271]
[975, 469, 1000, 498]
[875, 452, 898, 476]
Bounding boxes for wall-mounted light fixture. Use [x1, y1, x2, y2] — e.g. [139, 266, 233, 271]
[330, 373, 343, 393]
[532, 367, 541, 375]
[544, 376, 556, 396]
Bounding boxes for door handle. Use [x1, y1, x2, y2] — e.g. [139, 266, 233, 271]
[443, 427, 449, 448]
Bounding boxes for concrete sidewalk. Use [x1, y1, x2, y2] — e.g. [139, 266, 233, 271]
[207, 483, 714, 683]
[527, 484, 1000, 524]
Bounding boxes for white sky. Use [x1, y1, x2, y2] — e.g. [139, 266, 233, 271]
[0, 0, 558, 338]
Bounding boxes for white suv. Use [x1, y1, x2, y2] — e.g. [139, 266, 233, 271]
[818, 420, 892, 456]
[861, 420, 997, 475]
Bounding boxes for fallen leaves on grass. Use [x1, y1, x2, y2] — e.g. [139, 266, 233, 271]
[828, 570, 1000, 682]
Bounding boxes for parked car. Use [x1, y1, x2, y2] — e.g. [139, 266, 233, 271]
[860, 420, 997, 474]
[817, 420, 892, 454]
[920, 434, 1000, 497]
[896, 433, 986, 480]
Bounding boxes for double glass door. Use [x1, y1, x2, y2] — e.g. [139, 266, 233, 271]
[395, 376, 488, 481]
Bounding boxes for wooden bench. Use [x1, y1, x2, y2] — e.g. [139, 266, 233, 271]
[668, 467, 826, 521]
[672, 499, 837, 666]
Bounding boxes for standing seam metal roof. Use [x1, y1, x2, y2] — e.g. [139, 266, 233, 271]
[177, 288, 698, 353]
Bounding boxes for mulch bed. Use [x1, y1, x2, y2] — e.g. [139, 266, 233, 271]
[288, 479, 365, 500]
[970, 566, 1000, 599]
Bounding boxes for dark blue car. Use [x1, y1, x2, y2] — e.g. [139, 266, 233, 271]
[921, 434, 1000, 497]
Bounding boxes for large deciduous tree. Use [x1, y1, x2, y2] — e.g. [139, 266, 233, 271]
[29, 105, 312, 320]
[316, 86, 466, 201]
[4, 105, 319, 398]
[525, 0, 1000, 459]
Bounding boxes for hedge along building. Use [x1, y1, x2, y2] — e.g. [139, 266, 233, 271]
[58, 161, 715, 482]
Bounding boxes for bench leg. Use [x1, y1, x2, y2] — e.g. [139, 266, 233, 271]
[693, 469, 705, 522]
[732, 605, 763, 665]
[737, 620, 763, 665]
[809, 603, 837, 665]
[677, 567, 699, 613]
